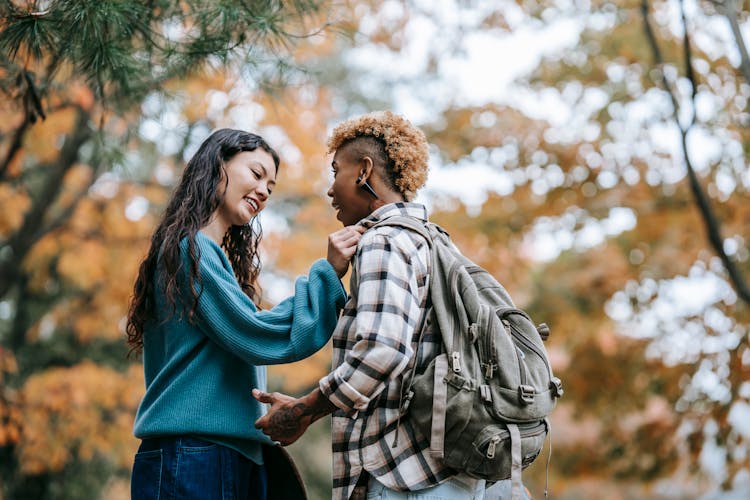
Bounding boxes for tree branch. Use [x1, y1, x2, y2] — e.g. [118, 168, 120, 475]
[710, 0, 750, 92]
[0, 117, 29, 181]
[0, 107, 92, 299]
[641, 0, 750, 306]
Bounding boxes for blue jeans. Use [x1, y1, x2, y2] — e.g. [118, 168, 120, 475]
[130, 436, 267, 500]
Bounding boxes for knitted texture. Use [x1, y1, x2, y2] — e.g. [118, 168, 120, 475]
[134, 232, 345, 460]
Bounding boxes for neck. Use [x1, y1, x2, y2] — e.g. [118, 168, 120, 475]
[369, 190, 406, 212]
[201, 217, 228, 245]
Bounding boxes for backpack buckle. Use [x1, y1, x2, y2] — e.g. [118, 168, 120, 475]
[518, 385, 535, 405]
[550, 377, 564, 398]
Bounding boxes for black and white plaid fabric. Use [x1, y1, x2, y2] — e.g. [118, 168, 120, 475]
[319, 203, 457, 500]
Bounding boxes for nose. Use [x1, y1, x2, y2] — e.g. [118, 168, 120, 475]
[256, 183, 270, 201]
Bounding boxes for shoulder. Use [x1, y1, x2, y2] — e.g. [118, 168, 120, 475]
[179, 232, 231, 271]
[357, 220, 430, 266]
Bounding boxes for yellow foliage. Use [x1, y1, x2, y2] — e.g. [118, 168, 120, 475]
[293, 24, 338, 62]
[0, 185, 31, 236]
[69, 82, 95, 111]
[256, 87, 334, 176]
[0, 349, 22, 447]
[67, 198, 102, 234]
[21, 232, 62, 293]
[73, 313, 103, 343]
[56, 164, 94, 207]
[2, 142, 24, 178]
[72, 292, 131, 343]
[23, 107, 79, 164]
[165, 70, 231, 123]
[57, 239, 108, 289]
[17, 362, 143, 474]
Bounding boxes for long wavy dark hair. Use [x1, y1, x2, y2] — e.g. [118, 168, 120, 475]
[126, 129, 280, 355]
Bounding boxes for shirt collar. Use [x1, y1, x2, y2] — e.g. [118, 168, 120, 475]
[357, 202, 428, 230]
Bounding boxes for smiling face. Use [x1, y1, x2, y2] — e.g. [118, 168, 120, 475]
[328, 145, 373, 226]
[216, 149, 277, 227]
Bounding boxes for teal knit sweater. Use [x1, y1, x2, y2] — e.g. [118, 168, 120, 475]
[133, 232, 346, 463]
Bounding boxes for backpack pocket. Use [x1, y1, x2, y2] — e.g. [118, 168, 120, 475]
[463, 421, 548, 481]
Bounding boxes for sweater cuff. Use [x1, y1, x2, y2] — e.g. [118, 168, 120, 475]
[309, 259, 347, 307]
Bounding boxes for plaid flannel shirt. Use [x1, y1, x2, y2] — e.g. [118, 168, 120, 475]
[319, 202, 456, 500]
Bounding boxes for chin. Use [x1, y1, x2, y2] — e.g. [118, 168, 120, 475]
[233, 215, 254, 227]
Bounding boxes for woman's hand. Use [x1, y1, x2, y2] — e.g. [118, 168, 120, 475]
[326, 225, 364, 278]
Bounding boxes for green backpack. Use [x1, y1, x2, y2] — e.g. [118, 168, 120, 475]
[378, 216, 563, 500]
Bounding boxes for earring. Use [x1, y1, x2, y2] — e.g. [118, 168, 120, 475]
[361, 180, 379, 199]
[356, 177, 362, 183]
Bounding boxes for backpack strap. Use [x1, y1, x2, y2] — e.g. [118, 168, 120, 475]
[371, 216, 434, 448]
[508, 423, 522, 500]
[371, 216, 455, 457]
[370, 215, 433, 245]
[428, 352, 449, 458]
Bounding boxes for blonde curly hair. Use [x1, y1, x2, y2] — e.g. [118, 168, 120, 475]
[327, 111, 429, 201]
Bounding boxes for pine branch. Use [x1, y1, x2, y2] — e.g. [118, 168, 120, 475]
[641, 0, 750, 307]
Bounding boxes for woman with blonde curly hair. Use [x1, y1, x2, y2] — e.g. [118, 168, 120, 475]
[253, 112, 507, 499]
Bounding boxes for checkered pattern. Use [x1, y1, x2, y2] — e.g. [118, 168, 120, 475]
[319, 203, 455, 500]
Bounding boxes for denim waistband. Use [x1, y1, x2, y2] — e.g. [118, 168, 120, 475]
[138, 435, 215, 453]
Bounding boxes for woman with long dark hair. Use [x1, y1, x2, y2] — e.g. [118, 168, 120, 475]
[127, 128, 361, 499]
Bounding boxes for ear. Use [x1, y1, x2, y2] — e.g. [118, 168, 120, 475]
[357, 156, 374, 185]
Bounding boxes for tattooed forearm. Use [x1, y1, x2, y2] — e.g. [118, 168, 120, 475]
[304, 389, 338, 421]
[268, 403, 310, 435]
[259, 388, 338, 442]
[268, 394, 334, 433]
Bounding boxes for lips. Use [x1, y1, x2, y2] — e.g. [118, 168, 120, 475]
[331, 202, 342, 219]
[244, 196, 259, 212]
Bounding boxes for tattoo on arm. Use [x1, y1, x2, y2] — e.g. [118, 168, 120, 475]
[267, 392, 336, 435]
[268, 403, 310, 435]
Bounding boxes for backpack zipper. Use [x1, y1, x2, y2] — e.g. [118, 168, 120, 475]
[509, 324, 552, 378]
[486, 434, 501, 459]
[500, 317, 527, 387]
[483, 421, 548, 459]
[479, 306, 497, 379]
[502, 309, 553, 378]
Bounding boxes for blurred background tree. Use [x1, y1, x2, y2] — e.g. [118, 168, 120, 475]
[0, 0, 329, 497]
[2, 0, 749, 499]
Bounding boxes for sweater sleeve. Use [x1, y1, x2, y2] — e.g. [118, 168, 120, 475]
[188, 233, 346, 365]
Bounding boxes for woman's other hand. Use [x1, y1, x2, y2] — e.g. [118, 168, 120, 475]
[326, 225, 364, 278]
